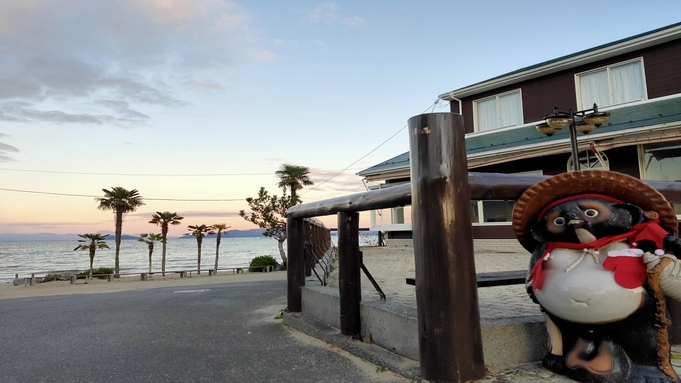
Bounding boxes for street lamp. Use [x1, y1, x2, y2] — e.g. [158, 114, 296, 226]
[536, 103, 611, 171]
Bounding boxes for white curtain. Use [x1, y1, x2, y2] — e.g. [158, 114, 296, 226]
[498, 91, 522, 128]
[476, 98, 497, 131]
[611, 61, 645, 105]
[579, 69, 610, 108]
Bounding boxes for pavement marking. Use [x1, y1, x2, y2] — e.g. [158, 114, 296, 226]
[172, 289, 212, 294]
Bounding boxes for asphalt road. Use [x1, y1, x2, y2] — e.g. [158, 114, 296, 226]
[0, 280, 405, 383]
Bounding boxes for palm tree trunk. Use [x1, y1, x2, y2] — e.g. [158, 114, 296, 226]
[197, 237, 202, 275]
[214, 231, 221, 274]
[148, 247, 153, 273]
[114, 209, 123, 278]
[89, 246, 95, 279]
[161, 224, 168, 276]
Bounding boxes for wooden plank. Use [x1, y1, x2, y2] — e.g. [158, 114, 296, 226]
[286, 173, 681, 219]
[406, 270, 527, 288]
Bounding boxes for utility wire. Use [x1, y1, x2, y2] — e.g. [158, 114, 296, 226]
[301, 100, 449, 195]
[0, 167, 366, 177]
[0, 188, 242, 202]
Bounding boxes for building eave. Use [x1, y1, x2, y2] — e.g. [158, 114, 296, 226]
[439, 22, 681, 101]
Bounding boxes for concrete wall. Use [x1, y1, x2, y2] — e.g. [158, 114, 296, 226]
[299, 285, 548, 367]
[384, 238, 526, 254]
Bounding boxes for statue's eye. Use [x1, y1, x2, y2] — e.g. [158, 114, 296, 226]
[553, 217, 566, 226]
[584, 209, 599, 218]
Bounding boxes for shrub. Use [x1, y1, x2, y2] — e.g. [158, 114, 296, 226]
[77, 267, 115, 276]
[249, 255, 279, 272]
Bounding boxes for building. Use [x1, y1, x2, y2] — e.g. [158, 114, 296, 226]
[358, 22, 681, 243]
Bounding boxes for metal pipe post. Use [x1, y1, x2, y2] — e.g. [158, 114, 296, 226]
[568, 110, 580, 171]
[409, 112, 486, 382]
[337, 211, 361, 336]
[287, 218, 305, 312]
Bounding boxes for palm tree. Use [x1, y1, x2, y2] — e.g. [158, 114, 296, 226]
[184, 224, 215, 275]
[96, 187, 144, 277]
[149, 211, 184, 276]
[211, 224, 231, 274]
[138, 233, 164, 273]
[275, 164, 314, 201]
[73, 234, 110, 278]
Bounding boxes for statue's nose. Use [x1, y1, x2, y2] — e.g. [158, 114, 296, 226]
[566, 212, 580, 221]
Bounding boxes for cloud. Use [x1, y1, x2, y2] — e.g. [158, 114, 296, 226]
[129, 210, 242, 219]
[251, 50, 278, 62]
[0, 134, 19, 162]
[0, 219, 109, 228]
[306, 3, 366, 29]
[341, 16, 366, 28]
[307, 3, 339, 24]
[0, 0, 255, 127]
[273, 39, 285, 46]
[313, 40, 329, 50]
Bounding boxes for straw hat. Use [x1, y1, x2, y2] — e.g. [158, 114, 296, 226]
[512, 170, 678, 252]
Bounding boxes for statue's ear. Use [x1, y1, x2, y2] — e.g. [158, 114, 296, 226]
[613, 203, 644, 226]
[530, 221, 548, 243]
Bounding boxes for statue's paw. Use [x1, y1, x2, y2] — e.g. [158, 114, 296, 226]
[644, 251, 664, 270]
[542, 353, 565, 374]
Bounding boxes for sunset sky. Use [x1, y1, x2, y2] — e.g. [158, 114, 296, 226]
[1, 1, 680, 237]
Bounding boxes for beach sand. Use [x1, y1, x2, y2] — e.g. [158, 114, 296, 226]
[2, 243, 534, 314]
[0, 270, 287, 300]
[327, 244, 535, 314]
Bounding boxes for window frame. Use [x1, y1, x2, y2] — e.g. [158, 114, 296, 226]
[472, 170, 543, 225]
[575, 57, 648, 110]
[637, 140, 681, 218]
[472, 89, 524, 132]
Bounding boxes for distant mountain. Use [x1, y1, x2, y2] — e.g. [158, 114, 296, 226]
[179, 229, 266, 239]
[0, 233, 80, 242]
[0, 229, 267, 242]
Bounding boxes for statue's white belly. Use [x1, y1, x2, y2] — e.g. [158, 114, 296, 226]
[534, 243, 645, 324]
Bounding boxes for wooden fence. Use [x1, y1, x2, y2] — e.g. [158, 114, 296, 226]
[286, 112, 681, 382]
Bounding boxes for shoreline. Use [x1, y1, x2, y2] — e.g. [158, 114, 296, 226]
[0, 270, 287, 300]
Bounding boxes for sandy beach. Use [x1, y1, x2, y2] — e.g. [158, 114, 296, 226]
[0, 270, 288, 300]
[2, 243, 533, 312]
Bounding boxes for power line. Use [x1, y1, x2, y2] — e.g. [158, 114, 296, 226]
[0, 188, 243, 202]
[301, 100, 449, 195]
[0, 166, 367, 177]
[0, 168, 272, 176]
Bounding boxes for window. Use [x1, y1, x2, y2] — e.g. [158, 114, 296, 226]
[392, 207, 405, 224]
[474, 90, 523, 132]
[567, 148, 609, 171]
[577, 59, 646, 109]
[471, 170, 542, 224]
[640, 140, 681, 215]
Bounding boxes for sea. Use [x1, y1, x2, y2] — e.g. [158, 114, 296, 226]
[0, 237, 290, 284]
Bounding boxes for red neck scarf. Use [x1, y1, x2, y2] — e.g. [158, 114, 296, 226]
[529, 220, 668, 291]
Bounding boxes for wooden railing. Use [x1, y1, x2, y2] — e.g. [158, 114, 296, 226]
[286, 112, 681, 382]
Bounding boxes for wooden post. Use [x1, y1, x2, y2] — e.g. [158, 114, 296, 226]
[287, 217, 305, 312]
[409, 112, 486, 382]
[30, 273, 35, 286]
[304, 221, 312, 276]
[338, 211, 361, 336]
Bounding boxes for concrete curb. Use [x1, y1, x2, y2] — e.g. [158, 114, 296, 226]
[283, 312, 422, 381]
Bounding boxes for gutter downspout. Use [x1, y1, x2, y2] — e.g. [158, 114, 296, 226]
[440, 93, 463, 115]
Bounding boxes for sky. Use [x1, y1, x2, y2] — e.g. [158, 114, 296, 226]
[1, 0, 680, 237]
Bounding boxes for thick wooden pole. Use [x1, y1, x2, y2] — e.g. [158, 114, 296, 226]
[287, 218, 305, 312]
[337, 211, 361, 336]
[409, 113, 485, 382]
[304, 221, 312, 277]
